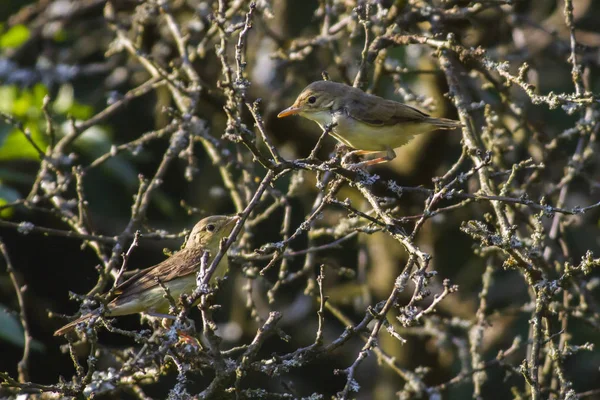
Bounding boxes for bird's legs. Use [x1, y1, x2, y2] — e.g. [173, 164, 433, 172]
[342, 147, 396, 169]
[144, 311, 198, 344]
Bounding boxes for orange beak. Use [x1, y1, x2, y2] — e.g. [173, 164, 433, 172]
[277, 106, 301, 118]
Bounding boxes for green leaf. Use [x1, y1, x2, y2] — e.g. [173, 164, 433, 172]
[53, 28, 67, 42]
[68, 102, 93, 120]
[53, 84, 93, 119]
[0, 24, 30, 49]
[12, 92, 34, 117]
[0, 183, 21, 218]
[31, 83, 48, 108]
[76, 126, 139, 186]
[0, 307, 44, 352]
[0, 125, 47, 161]
[75, 126, 176, 215]
[0, 84, 47, 118]
[0, 86, 18, 113]
[52, 84, 75, 114]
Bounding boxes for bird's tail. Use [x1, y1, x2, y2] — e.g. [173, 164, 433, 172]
[428, 117, 463, 130]
[54, 313, 94, 336]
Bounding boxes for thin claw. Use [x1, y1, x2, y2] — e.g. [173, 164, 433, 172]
[177, 330, 201, 347]
[341, 149, 363, 165]
[343, 159, 380, 170]
[364, 157, 391, 166]
[355, 157, 390, 168]
[342, 162, 364, 171]
[386, 147, 396, 161]
[342, 148, 394, 169]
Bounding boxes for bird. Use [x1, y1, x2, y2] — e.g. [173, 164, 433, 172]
[54, 215, 240, 336]
[277, 80, 462, 166]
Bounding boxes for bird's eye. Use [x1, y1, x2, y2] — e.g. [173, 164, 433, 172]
[308, 96, 317, 104]
[206, 224, 216, 232]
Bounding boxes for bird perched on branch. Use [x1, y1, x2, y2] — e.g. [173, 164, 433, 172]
[278, 80, 462, 167]
[54, 215, 240, 336]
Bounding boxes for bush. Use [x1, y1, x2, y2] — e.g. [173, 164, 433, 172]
[0, 1, 599, 398]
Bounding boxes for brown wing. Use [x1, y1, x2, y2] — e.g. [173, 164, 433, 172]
[113, 248, 203, 299]
[344, 95, 430, 127]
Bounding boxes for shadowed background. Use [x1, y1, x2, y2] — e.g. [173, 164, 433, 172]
[0, 0, 600, 399]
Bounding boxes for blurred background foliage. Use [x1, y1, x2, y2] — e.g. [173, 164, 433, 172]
[0, 0, 599, 399]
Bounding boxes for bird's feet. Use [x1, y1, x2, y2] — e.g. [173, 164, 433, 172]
[341, 159, 370, 171]
[176, 330, 201, 347]
[341, 150, 368, 170]
[341, 148, 396, 170]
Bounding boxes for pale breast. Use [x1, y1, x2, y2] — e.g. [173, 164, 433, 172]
[331, 112, 427, 151]
[302, 110, 434, 152]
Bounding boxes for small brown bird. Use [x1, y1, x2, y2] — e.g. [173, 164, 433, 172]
[54, 215, 240, 336]
[278, 81, 462, 166]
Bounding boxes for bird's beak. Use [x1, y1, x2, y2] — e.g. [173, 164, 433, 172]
[228, 215, 241, 227]
[224, 215, 241, 234]
[277, 106, 301, 118]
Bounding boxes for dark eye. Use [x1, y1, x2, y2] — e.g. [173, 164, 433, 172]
[308, 96, 317, 104]
[206, 224, 216, 232]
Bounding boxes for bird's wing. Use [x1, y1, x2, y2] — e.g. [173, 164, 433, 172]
[345, 96, 430, 127]
[113, 248, 202, 298]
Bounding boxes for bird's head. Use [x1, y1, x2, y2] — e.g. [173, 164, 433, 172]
[277, 81, 349, 119]
[185, 215, 240, 250]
